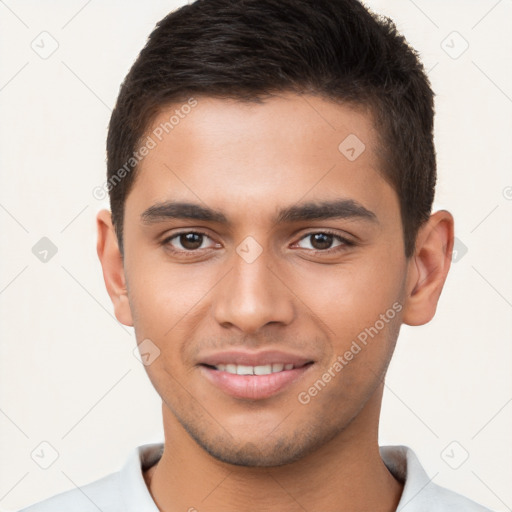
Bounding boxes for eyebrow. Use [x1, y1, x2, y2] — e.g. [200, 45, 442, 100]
[140, 199, 378, 226]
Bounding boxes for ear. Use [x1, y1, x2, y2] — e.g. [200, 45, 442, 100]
[402, 210, 454, 326]
[96, 210, 133, 327]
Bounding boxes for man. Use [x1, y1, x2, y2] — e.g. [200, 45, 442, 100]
[19, 0, 494, 510]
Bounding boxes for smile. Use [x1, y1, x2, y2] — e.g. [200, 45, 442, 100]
[200, 361, 314, 400]
[211, 363, 297, 375]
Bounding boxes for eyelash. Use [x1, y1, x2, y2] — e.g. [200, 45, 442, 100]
[161, 230, 355, 257]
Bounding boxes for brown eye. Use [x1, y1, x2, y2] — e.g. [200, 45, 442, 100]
[309, 233, 334, 250]
[297, 232, 349, 251]
[178, 232, 204, 250]
[164, 231, 217, 252]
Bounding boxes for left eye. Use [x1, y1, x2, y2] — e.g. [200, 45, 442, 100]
[165, 232, 216, 251]
[296, 232, 350, 251]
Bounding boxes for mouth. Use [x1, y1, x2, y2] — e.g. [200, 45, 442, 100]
[203, 362, 307, 375]
[198, 351, 315, 400]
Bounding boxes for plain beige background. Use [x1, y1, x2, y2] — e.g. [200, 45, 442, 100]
[1, 1, 511, 511]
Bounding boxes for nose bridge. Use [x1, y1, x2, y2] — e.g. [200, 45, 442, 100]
[212, 242, 294, 332]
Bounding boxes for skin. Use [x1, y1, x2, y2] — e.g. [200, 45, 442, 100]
[97, 92, 454, 512]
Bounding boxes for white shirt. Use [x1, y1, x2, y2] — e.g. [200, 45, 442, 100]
[19, 443, 494, 511]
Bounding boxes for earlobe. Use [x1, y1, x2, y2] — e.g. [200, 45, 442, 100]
[96, 210, 134, 327]
[402, 210, 454, 326]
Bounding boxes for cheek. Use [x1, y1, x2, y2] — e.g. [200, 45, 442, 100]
[124, 253, 222, 347]
[290, 252, 406, 387]
[124, 261, 226, 407]
[293, 254, 405, 332]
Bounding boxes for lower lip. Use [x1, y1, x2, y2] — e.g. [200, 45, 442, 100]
[200, 364, 312, 400]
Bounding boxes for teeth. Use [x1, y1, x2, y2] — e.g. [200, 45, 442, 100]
[237, 365, 253, 375]
[254, 364, 272, 375]
[214, 363, 296, 375]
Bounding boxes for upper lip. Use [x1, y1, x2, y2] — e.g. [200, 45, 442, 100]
[198, 350, 314, 368]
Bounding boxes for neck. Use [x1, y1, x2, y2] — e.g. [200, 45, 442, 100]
[145, 384, 403, 512]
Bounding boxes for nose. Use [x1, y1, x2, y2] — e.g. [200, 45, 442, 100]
[212, 248, 295, 334]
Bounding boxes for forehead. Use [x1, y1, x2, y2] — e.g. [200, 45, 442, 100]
[126, 93, 398, 226]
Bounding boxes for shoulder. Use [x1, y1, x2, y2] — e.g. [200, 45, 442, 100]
[421, 483, 495, 512]
[18, 471, 122, 512]
[17, 443, 162, 512]
[380, 445, 496, 512]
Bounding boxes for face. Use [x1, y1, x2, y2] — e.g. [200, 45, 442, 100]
[118, 93, 410, 466]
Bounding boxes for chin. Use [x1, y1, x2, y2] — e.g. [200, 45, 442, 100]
[202, 440, 306, 467]
[184, 422, 334, 468]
